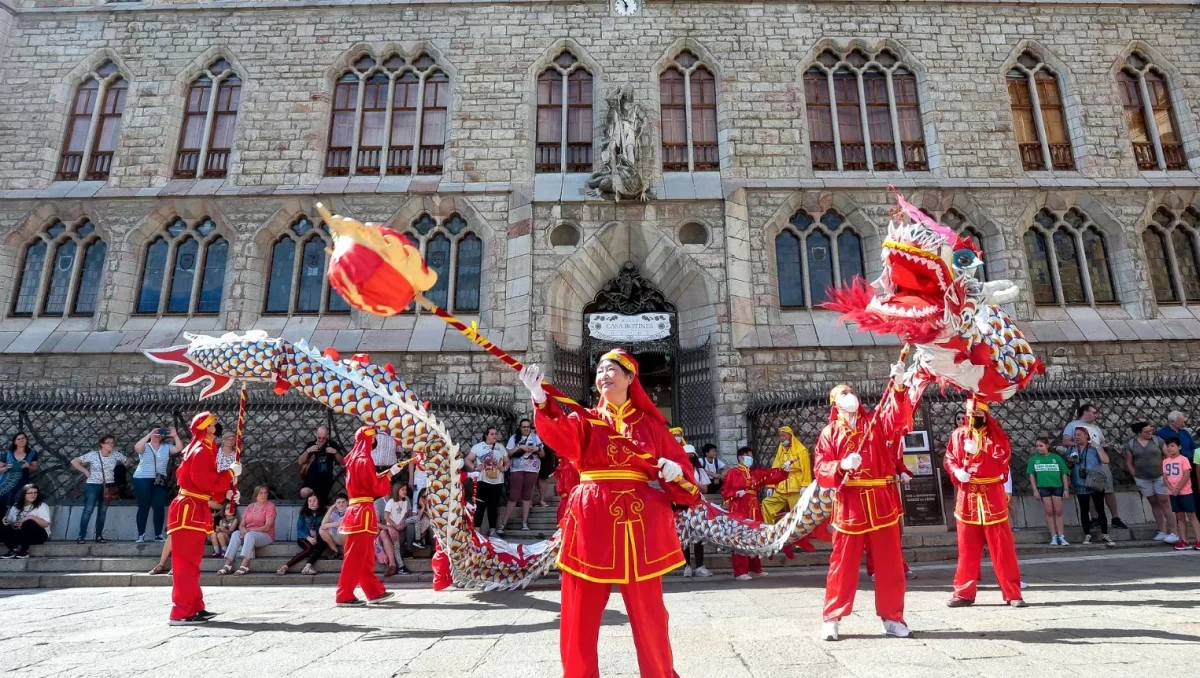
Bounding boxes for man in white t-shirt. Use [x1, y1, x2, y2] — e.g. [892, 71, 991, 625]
[1063, 402, 1127, 529]
[467, 427, 508, 536]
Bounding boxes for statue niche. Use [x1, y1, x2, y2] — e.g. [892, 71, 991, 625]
[585, 84, 654, 202]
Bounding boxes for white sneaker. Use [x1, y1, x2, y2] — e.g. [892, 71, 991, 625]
[755, 569, 769, 576]
[1164, 533, 1180, 544]
[881, 619, 912, 638]
[135, 535, 145, 544]
[1153, 532, 1168, 541]
[820, 621, 839, 641]
[695, 566, 712, 577]
[1019, 581, 1029, 589]
[870, 573, 876, 582]
[1049, 536, 1059, 545]
[683, 565, 694, 578]
[1059, 535, 1070, 546]
[734, 573, 753, 581]
[1082, 535, 1093, 545]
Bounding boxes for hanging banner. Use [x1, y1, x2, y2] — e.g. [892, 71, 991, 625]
[586, 313, 672, 342]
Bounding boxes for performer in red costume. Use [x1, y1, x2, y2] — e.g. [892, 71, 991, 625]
[336, 425, 407, 606]
[520, 349, 699, 678]
[944, 399, 1026, 607]
[722, 447, 789, 581]
[553, 457, 580, 525]
[168, 411, 240, 625]
[815, 378, 919, 642]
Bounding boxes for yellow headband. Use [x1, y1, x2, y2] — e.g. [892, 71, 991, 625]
[669, 427, 683, 435]
[599, 350, 637, 375]
[194, 413, 216, 432]
[779, 426, 794, 434]
[970, 400, 990, 414]
[829, 384, 852, 405]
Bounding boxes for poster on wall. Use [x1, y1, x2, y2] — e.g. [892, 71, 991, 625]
[900, 430, 946, 528]
[586, 313, 672, 342]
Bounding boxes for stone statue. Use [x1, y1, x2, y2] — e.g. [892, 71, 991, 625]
[585, 84, 653, 202]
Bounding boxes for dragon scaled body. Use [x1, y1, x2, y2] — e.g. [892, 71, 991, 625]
[145, 331, 831, 589]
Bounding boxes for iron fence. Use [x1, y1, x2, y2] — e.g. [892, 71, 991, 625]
[0, 385, 517, 503]
[747, 373, 1200, 494]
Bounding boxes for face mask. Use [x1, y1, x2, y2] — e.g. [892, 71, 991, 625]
[781, 438, 790, 447]
[740, 456, 754, 467]
[835, 393, 859, 413]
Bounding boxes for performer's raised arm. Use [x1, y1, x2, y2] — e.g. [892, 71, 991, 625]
[521, 364, 585, 465]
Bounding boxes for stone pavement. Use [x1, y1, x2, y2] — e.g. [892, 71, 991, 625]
[0, 548, 1197, 678]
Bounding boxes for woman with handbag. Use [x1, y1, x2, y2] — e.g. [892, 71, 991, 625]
[133, 426, 183, 544]
[0, 433, 39, 520]
[71, 434, 128, 544]
[1066, 427, 1116, 547]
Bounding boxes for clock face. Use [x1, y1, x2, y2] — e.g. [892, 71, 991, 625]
[614, 0, 638, 16]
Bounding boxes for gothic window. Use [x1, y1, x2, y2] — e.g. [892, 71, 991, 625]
[921, 208, 989, 281]
[10, 220, 107, 318]
[1023, 208, 1116, 306]
[402, 214, 482, 313]
[57, 61, 127, 182]
[325, 53, 449, 177]
[1117, 53, 1186, 171]
[659, 51, 719, 172]
[536, 51, 594, 173]
[1007, 51, 1074, 171]
[803, 48, 928, 172]
[263, 217, 351, 315]
[174, 59, 241, 179]
[775, 210, 863, 308]
[1143, 207, 1200, 304]
[135, 217, 228, 315]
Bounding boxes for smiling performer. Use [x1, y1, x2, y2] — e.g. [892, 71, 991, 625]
[520, 349, 699, 678]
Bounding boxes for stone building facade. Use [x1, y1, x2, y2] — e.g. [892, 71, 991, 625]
[0, 0, 1199, 454]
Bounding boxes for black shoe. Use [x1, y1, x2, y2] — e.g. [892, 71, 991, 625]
[95, 537, 107, 544]
[946, 598, 975, 608]
[336, 598, 366, 607]
[1111, 518, 1128, 529]
[14, 552, 28, 560]
[0, 551, 17, 560]
[367, 591, 395, 605]
[196, 610, 219, 621]
[76, 538, 86, 544]
[398, 566, 412, 575]
[169, 613, 209, 626]
[412, 542, 425, 550]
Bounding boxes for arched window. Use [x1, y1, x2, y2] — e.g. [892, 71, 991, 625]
[135, 217, 228, 315]
[536, 51, 594, 173]
[1117, 52, 1186, 171]
[1143, 207, 1200, 304]
[775, 210, 863, 308]
[1023, 208, 1116, 306]
[549, 223, 581, 248]
[401, 213, 482, 313]
[921, 208, 989, 282]
[10, 220, 107, 318]
[325, 53, 449, 177]
[263, 217, 351, 315]
[804, 48, 928, 172]
[174, 58, 241, 179]
[678, 222, 709, 246]
[58, 61, 127, 182]
[659, 51, 718, 172]
[1007, 51, 1074, 171]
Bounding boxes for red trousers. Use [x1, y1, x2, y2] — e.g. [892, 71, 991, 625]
[731, 554, 763, 577]
[864, 546, 911, 576]
[169, 529, 207, 621]
[823, 524, 905, 623]
[953, 519, 1023, 602]
[336, 532, 386, 604]
[561, 572, 675, 678]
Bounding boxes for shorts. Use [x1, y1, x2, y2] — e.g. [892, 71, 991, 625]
[1135, 477, 1168, 498]
[509, 470, 538, 503]
[1170, 493, 1197, 514]
[1100, 465, 1114, 493]
[1036, 486, 1064, 498]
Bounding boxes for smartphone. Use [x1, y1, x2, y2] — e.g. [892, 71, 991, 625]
[158, 428, 170, 436]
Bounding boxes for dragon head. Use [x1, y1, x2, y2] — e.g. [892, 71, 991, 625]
[143, 331, 280, 398]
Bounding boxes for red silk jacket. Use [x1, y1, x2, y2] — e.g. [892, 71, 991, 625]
[944, 425, 1010, 525]
[340, 441, 393, 536]
[167, 438, 234, 535]
[814, 386, 915, 535]
[722, 465, 788, 522]
[534, 399, 699, 584]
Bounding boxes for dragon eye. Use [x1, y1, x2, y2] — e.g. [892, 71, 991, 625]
[952, 249, 980, 270]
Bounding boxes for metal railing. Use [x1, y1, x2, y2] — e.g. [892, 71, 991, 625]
[747, 373, 1200, 494]
[0, 385, 516, 503]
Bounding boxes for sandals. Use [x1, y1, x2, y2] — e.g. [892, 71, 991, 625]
[276, 565, 288, 576]
[301, 564, 318, 576]
[216, 564, 234, 575]
[148, 564, 169, 575]
[233, 566, 250, 576]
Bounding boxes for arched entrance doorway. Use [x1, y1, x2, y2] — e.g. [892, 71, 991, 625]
[552, 262, 715, 448]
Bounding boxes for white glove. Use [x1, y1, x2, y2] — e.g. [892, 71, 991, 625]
[735, 490, 747, 498]
[229, 462, 243, 477]
[519, 364, 547, 405]
[231, 490, 241, 504]
[782, 460, 793, 472]
[889, 360, 906, 381]
[954, 469, 971, 483]
[388, 463, 404, 477]
[840, 453, 862, 471]
[657, 457, 682, 483]
[764, 488, 774, 496]
[899, 472, 912, 485]
[468, 471, 481, 481]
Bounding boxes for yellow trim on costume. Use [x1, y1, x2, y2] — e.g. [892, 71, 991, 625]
[832, 515, 901, 535]
[884, 239, 942, 264]
[955, 512, 1011, 527]
[967, 476, 1003, 485]
[580, 470, 650, 483]
[599, 350, 637, 375]
[349, 497, 374, 505]
[845, 478, 894, 487]
[339, 510, 378, 535]
[972, 401, 990, 413]
[178, 490, 211, 501]
[166, 503, 215, 536]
